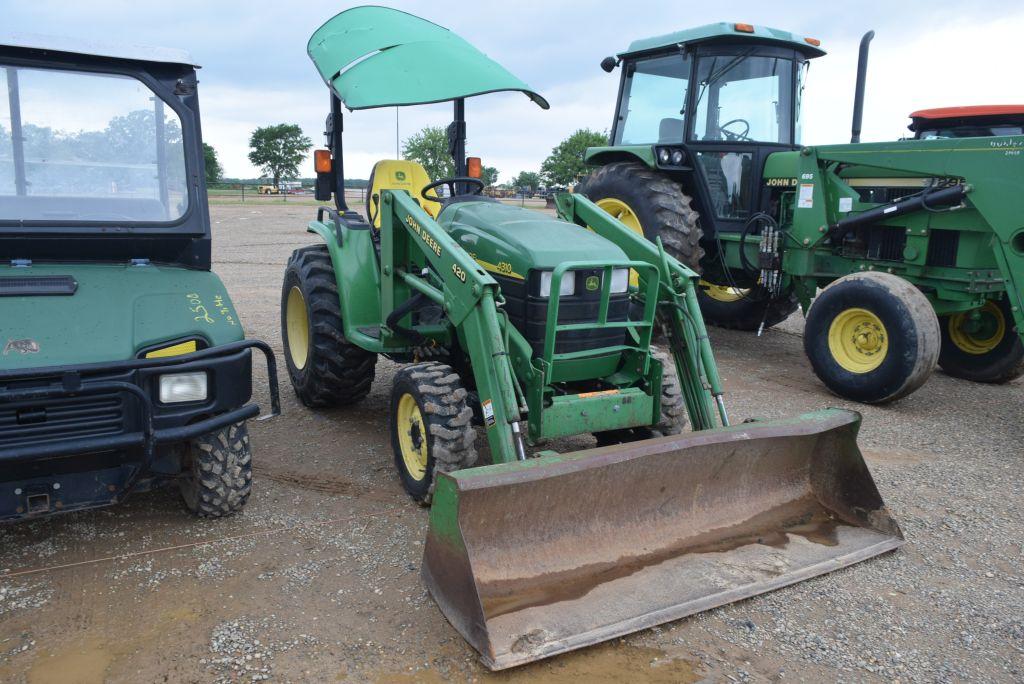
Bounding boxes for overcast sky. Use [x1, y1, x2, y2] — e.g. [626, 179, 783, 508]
[6, 1, 1023, 181]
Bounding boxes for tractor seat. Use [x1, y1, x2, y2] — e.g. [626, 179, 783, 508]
[366, 159, 441, 228]
[659, 117, 684, 143]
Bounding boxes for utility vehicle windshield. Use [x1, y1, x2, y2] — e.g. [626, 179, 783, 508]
[0, 65, 189, 224]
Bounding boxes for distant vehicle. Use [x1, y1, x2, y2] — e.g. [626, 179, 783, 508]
[256, 184, 280, 195]
[908, 105, 1024, 139]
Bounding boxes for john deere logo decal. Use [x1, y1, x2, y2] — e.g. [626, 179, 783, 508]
[394, 171, 407, 181]
[585, 275, 600, 291]
[3, 338, 40, 355]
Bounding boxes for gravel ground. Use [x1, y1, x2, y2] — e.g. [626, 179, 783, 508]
[0, 203, 1021, 683]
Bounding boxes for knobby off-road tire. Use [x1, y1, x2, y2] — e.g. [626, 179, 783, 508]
[180, 421, 252, 518]
[594, 348, 688, 446]
[282, 245, 376, 407]
[804, 272, 940, 404]
[938, 297, 1024, 384]
[389, 363, 477, 505]
[576, 162, 704, 271]
[696, 282, 800, 332]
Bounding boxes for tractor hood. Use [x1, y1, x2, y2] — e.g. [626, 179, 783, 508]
[0, 263, 244, 371]
[307, 6, 549, 110]
[439, 202, 628, 280]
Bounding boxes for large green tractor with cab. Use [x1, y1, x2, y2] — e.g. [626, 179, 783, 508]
[0, 38, 278, 521]
[579, 25, 1024, 403]
[279, 6, 903, 671]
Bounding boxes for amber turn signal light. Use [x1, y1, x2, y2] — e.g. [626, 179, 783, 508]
[314, 149, 332, 173]
[467, 156, 482, 179]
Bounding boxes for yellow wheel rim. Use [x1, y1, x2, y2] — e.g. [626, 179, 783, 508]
[396, 393, 428, 481]
[700, 279, 748, 302]
[828, 308, 888, 374]
[948, 301, 1005, 355]
[595, 197, 643, 286]
[286, 286, 310, 370]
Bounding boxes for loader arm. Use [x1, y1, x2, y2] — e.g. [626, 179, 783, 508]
[379, 190, 528, 463]
[555, 193, 728, 429]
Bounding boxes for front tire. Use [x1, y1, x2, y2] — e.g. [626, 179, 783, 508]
[696, 280, 800, 332]
[938, 298, 1024, 383]
[576, 162, 704, 271]
[282, 245, 376, 407]
[389, 363, 477, 504]
[180, 421, 252, 518]
[804, 272, 940, 404]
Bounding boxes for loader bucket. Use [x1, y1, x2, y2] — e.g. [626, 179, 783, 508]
[422, 408, 903, 670]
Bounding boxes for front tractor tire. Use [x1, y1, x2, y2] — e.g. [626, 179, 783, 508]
[576, 162, 703, 271]
[180, 421, 252, 518]
[282, 245, 376, 407]
[389, 363, 477, 505]
[804, 272, 940, 404]
[938, 298, 1024, 383]
[696, 280, 800, 332]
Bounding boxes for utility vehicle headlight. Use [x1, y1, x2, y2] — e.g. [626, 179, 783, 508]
[159, 372, 208, 403]
[539, 271, 576, 298]
[658, 148, 671, 164]
[610, 268, 629, 293]
[670, 149, 685, 165]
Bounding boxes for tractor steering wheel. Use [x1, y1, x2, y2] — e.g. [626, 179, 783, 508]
[421, 177, 485, 203]
[719, 118, 751, 142]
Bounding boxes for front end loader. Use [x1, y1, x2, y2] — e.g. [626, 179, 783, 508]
[282, 6, 904, 670]
[580, 24, 1024, 403]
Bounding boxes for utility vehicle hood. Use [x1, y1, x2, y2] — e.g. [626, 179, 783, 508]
[0, 263, 243, 371]
[440, 202, 628, 279]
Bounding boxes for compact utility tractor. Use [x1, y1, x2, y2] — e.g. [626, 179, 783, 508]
[281, 7, 903, 670]
[580, 26, 1024, 403]
[0, 38, 279, 521]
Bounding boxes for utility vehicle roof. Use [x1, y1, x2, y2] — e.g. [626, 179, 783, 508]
[0, 32, 198, 66]
[910, 105, 1024, 121]
[307, 6, 548, 110]
[620, 22, 825, 59]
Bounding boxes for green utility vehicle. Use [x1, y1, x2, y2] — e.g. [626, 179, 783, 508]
[281, 7, 902, 670]
[580, 26, 1024, 403]
[0, 37, 279, 521]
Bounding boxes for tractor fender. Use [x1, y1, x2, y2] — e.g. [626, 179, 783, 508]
[584, 145, 657, 169]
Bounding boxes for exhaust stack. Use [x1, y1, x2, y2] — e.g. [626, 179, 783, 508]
[850, 30, 875, 143]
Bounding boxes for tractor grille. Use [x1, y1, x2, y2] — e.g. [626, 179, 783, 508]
[926, 230, 959, 268]
[867, 226, 907, 262]
[0, 395, 126, 449]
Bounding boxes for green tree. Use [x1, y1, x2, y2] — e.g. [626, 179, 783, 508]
[401, 126, 454, 181]
[247, 124, 312, 187]
[203, 143, 222, 183]
[513, 171, 541, 193]
[481, 165, 499, 187]
[540, 129, 607, 187]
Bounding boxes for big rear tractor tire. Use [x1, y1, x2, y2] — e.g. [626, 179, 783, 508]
[594, 348, 687, 446]
[938, 298, 1024, 383]
[696, 280, 800, 332]
[180, 421, 252, 518]
[282, 245, 376, 407]
[804, 272, 940, 404]
[389, 363, 477, 505]
[576, 162, 704, 272]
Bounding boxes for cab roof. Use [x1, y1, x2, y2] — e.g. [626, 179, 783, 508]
[307, 6, 548, 110]
[910, 105, 1024, 120]
[620, 22, 826, 59]
[0, 32, 198, 67]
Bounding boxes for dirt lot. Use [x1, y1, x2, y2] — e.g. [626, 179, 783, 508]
[1, 203, 1022, 683]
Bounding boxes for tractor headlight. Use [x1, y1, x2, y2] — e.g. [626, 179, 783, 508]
[538, 271, 576, 298]
[610, 268, 629, 293]
[657, 148, 671, 165]
[159, 372, 208, 404]
[670, 149, 685, 165]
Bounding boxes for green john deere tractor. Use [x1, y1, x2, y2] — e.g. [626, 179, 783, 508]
[579, 25, 1024, 403]
[280, 7, 903, 671]
[0, 38, 279, 521]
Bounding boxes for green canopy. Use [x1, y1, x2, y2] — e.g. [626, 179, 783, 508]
[308, 6, 549, 111]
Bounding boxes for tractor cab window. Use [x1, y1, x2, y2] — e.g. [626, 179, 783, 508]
[614, 53, 690, 145]
[917, 124, 1024, 139]
[0, 65, 189, 224]
[692, 53, 795, 144]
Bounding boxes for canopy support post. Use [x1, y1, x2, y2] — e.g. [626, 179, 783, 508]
[449, 97, 467, 194]
[329, 93, 348, 211]
[6, 67, 27, 197]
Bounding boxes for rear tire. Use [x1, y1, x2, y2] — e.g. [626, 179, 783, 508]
[594, 348, 687, 445]
[576, 162, 704, 271]
[180, 421, 252, 518]
[938, 297, 1024, 383]
[696, 280, 800, 332]
[389, 363, 477, 505]
[804, 272, 939, 404]
[282, 245, 376, 407]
